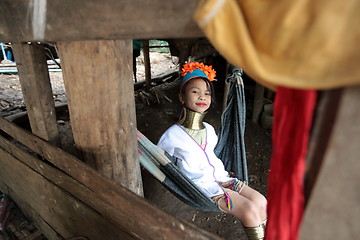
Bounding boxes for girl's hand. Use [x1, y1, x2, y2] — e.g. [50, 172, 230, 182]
[220, 179, 237, 188]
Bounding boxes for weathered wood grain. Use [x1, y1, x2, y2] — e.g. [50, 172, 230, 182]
[0, 147, 136, 240]
[11, 43, 61, 147]
[0, 181, 75, 240]
[57, 40, 143, 196]
[142, 40, 152, 87]
[0, 134, 142, 239]
[0, 0, 203, 42]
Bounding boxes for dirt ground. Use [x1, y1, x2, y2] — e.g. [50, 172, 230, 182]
[0, 52, 272, 239]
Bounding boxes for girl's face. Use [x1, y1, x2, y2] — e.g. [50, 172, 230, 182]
[180, 78, 211, 113]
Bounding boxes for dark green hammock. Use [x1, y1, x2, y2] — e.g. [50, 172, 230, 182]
[214, 68, 248, 184]
[137, 68, 248, 212]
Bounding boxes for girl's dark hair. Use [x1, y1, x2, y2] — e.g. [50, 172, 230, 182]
[180, 78, 216, 106]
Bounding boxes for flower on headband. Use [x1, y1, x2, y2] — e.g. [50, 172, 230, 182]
[181, 62, 216, 81]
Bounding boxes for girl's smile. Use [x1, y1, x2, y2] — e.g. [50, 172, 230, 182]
[196, 102, 207, 107]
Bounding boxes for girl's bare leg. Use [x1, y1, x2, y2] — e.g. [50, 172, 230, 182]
[237, 185, 267, 222]
[214, 190, 265, 239]
[215, 190, 263, 227]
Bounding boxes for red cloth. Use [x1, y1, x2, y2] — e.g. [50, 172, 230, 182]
[265, 87, 317, 240]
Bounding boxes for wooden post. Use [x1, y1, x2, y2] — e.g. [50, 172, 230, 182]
[11, 42, 61, 146]
[304, 89, 342, 202]
[252, 82, 265, 124]
[222, 63, 231, 112]
[223, 81, 230, 112]
[57, 40, 143, 196]
[142, 40, 152, 87]
[300, 86, 360, 240]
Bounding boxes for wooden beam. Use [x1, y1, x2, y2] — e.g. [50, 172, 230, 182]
[0, 0, 203, 42]
[142, 40, 152, 87]
[0, 187, 56, 240]
[252, 83, 265, 123]
[0, 145, 136, 239]
[304, 89, 342, 202]
[0, 117, 222, 240]
[11, 42, 61, 146]
[0, 134, 135, 239]
[300, 86, 360, 240]
[57, 40, 143, 196]
[0, 179, 62, 240]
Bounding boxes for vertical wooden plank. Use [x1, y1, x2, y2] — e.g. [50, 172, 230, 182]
[57, 40, 143, 196]
[11, 42, 61, 146]
[222, 63, 231, 112]
[304, 89, 342, 202]
[252, 82, 264, 123]
[142, 40, 151, 87]
[300, 86, 360, 240]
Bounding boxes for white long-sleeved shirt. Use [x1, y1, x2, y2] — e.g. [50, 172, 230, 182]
[157, 122, 234, 198]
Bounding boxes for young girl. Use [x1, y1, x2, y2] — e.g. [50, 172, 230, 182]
[157, 62, 267, 240]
